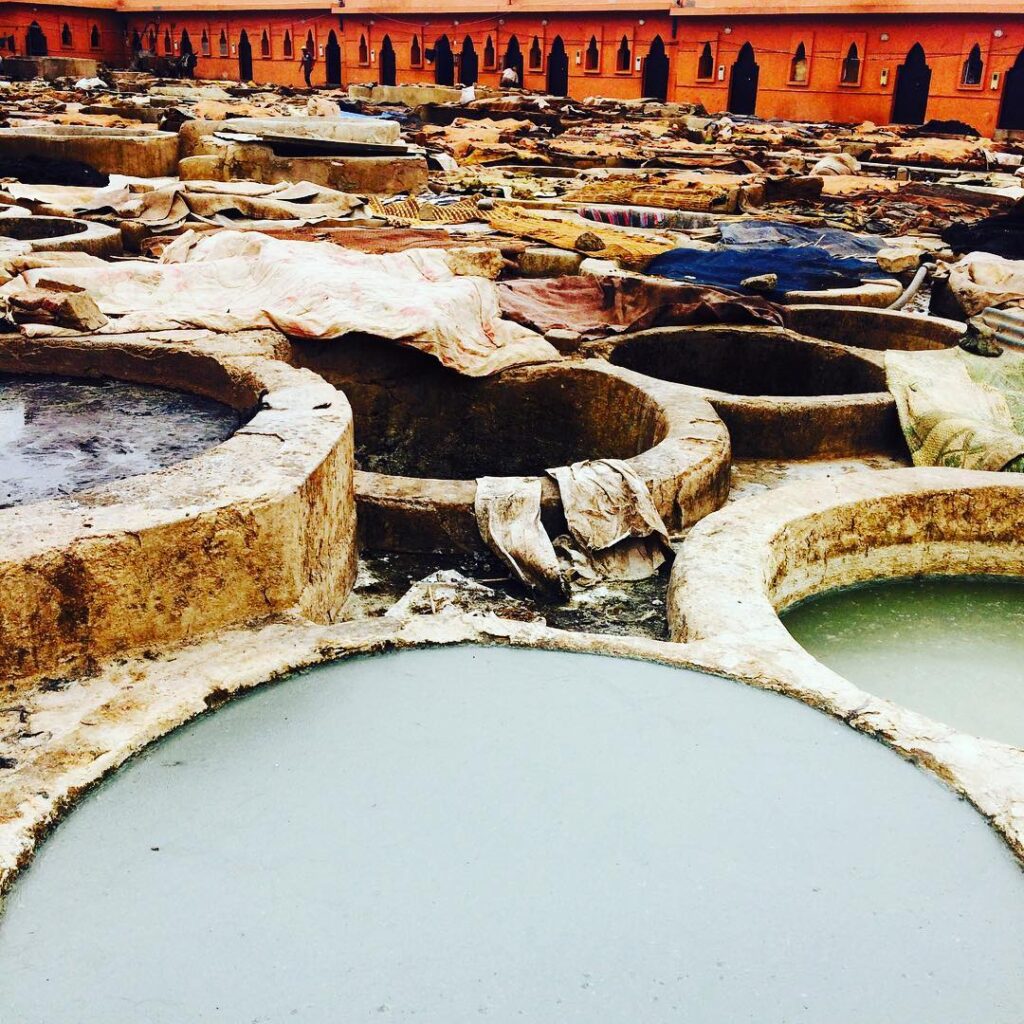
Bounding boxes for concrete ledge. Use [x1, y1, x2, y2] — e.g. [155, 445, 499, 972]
[179, 143, 428, 195]
[177, 116, 402, 160]
[0, 329, 356, 688]
[0, 126, 179, 177]
[348, 83, 465, 106]
[783, 278, 903, 307]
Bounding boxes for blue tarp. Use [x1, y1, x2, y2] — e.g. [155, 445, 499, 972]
[647, 245, 887, 298]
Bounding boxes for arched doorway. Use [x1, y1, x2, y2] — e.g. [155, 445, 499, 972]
[728, 42, 759, 115]
[459, 35, 478, 86]
[325, 30, 341, 86]
[641, 35, 670, 100]
[180, 30, 192, 55]
[891, 43, 931, 125]
[131, 30, 142, 53]
[547, 36, 569, 96]
[238, 30, 253, 82]
[380, 35, 396, 86]
[503, 35, 524, 85]
[997, 48, 1024, 131]
[26, 21, 47, 56]
[434, 34, 454, 86]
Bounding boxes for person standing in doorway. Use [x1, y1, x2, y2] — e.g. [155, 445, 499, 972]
[500, 64, 519, 89]
[300, 46, 315, 89]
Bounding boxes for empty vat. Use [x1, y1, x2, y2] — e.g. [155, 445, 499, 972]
[784, 575, 1024, 748]
[782, 305, 966, 352]
[290, 339, 728, 550]
[605, 325, 899, 457]
[1, 645, 1022, 1022]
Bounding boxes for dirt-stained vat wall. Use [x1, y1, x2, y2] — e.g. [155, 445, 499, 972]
[290, 339, 730, 552]
[0, 330, 357, 688]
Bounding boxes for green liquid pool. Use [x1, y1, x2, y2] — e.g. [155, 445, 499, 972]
[784, 576, 1024, 748]
[2, 646, 1023, 1022]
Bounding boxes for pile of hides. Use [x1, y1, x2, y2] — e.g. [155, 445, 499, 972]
[368, 194, 481, 226]
[563, 176, 741, 214]
[487, 204, 675, 269]
[498, 274, 783, 338]
[7, 179, 366, 231]
[945, 252, 1024, 316]
[942, 202, 1024, 261]
[475, 459, 672, 600]
[874, 138, 992, 169]
[0, 231, 556, 376]
[886, 348, 1024, 472]
[647, 246, 887, 299]
[420, 117, 538, 165]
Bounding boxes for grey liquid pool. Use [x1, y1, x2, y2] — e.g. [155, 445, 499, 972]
[0, 374, 239, 508]
[784, 576, 1024, 748]
[2, 646, 1023, 1023]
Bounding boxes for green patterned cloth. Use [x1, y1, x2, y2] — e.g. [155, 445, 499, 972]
[885, 347, 1024, 473]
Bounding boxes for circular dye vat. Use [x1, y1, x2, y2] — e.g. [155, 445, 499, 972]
[782, 305, 964, 353]
[290, 339, 662, 478]
[784, 575, 1024, 749]
[2, 646, 1023, 1023]
[608, 326, 885, 398]
[0, 374, 239, 508]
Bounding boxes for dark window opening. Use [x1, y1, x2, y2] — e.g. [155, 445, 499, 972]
[617, 35, 631, 72]
[790, 42, 807, 83]
[841, 43, 860, 84]
[697, 41, 713, 79]
[962, 43, 983, 86]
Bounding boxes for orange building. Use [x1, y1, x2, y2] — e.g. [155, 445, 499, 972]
[1, 0, 1022, 134]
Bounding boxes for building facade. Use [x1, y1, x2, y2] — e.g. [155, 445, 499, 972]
[2, 1, 1022, 134]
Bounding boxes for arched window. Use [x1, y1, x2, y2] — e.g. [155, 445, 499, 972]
[90, 25, 100, 49]
[529, 36, 541, 71]
[483, 35, 495, 69]
[616, 35, 631, 72]
[305, 31, 314, 56]
[358, 34, 368, 64]
[201, 30, 210, 56]
[164, 29, 172, 54]
[585, 35, 599, 71]
[697, 41, 713, 79]
[962, 43, 983, 86]
[260, 30, 270, 57]
[840, 43, 860, 84]
[218, 29, 228, 57]
[148, 30, 156, 52]
[411, 34, 421, 66]
[60, 23, 72, 47]
[282, 31, 292, 57]
[790, 41, 807, 83]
